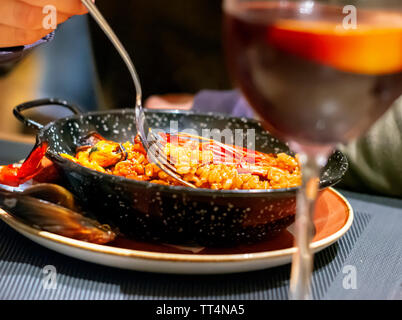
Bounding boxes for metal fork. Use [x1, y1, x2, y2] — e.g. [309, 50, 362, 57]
[81, 0, 195, 188]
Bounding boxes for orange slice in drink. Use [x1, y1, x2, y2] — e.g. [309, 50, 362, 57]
[267, 19, 402, 75]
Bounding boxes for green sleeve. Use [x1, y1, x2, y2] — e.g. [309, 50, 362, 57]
[337, 97, 402, 197]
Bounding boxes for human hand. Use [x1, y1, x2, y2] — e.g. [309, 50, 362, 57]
[0, 0, 88, 47]
[145, 94, 195, 110]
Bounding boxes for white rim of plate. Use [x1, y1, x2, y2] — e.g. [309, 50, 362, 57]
[0, 187, 353, 263]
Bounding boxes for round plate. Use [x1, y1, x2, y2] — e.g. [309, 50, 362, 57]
[0, 188, 352, 274]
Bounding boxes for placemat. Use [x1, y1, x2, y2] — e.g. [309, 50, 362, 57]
[0, 140, 401, 300]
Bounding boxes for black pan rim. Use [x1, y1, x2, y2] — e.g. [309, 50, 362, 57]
[39, 109, 348, 196]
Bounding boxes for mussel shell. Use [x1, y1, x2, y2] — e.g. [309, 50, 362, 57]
[77, 131, 106, 147]
[21, 183, 77, 211]
[0, 184, 116, 244]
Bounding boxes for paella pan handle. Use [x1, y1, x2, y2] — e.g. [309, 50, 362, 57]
[13, 98, 82, 131]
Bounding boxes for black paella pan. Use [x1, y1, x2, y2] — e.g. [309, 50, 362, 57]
[13, 98, 348, 246]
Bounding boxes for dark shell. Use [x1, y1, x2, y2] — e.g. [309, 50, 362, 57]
[36, 109, 348, 246]
[0, 184, 116, 244]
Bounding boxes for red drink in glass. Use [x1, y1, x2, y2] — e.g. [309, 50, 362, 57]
[224, 1, 402, 147]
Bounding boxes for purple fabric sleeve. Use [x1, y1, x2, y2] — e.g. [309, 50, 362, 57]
[192, 89, 256, 118]
[0, 32, 54, 71]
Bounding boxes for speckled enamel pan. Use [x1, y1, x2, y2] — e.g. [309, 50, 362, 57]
[13, 98, 348, 247]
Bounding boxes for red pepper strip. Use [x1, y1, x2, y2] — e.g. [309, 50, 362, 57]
[0, 142, 48, 187]
[162, 132, 275, 166]
[201, 142, 271, 166]
[201, 143, 240, 165]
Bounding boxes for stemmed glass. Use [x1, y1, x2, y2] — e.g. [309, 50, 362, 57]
[223, 0, 402, 299]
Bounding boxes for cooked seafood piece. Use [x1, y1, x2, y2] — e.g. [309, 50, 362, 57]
[61, 132, 301, 190]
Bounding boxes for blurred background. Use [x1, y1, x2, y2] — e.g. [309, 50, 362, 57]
[0, 0, 230, 138]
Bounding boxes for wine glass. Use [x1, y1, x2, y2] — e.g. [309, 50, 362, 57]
[223, 0, 402, 299]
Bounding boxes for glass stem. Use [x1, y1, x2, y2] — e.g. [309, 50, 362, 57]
[289, 153, 325, 300]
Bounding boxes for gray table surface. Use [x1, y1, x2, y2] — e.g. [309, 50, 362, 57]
[0, 139, 401, 300]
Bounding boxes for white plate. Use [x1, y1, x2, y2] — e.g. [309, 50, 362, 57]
[0, 188, 353, 274]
